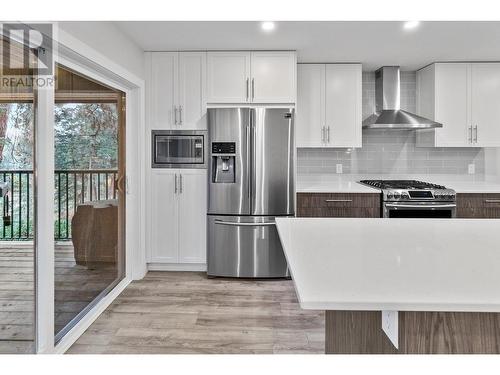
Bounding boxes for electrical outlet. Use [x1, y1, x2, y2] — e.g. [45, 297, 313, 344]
[468, 164, 475, 174]
[336, 164, 343, 174]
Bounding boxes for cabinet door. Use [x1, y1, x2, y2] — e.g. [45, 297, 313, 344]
[178, 52, 207, 129]
[207, 52, 251, 103]
[250, 51, 296, 103]
[471, 63, 500, 147]
[297, 193, 380, 217]
[325, 64, 362, 147]
[150, 52, 178, 129]
[178, 170, 207, 263]
[149, 170, 179, 263]
[296, 64, 325, 147]
[434, 63, 469, 146]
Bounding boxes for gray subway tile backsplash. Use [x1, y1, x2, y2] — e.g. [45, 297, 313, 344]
[297, 71, 485, 176]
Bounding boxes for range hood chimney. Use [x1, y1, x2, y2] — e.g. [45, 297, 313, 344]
[362, 66, 442, 130]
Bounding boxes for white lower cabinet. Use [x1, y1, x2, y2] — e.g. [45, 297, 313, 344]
[149, 169, 207, 269]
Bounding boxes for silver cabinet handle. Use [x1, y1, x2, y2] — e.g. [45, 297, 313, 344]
[325, 199, 352, 203]
[174, 173, 178, 194]
[179, 106, 183, 125]
[485, 199, 500, 203]
[474, 125, 478, 143]
[327, 126, 331, 143]
[469, 126, 472, 143]
[246, 78, 249, 101]
[179, 173, 183, 194]
[214, 219, 275, 227]
[174, 106, 178, 125]
[385, 203, 456, 209]
[321, 126, 325, 143]
[251, 78, 255, 101]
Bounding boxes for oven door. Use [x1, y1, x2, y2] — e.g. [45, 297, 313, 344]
[152, 131, 206, 168]
[383, 201, 456, 218]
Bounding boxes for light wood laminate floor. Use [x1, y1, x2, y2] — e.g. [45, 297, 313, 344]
[0, 243, 118, 353]
[68, 272, 325, 354]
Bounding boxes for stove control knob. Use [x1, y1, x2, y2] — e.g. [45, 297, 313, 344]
[387, 193, 394, 199]
[393, 192, 401, 199]
[401, 193, 409, 199]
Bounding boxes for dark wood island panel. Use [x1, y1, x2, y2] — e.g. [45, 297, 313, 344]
[326, 310, 500, 354]
[297, 193, 381, 218]
[457, 193, 500, 218]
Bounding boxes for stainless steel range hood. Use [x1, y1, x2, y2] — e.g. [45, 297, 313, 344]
[362, 66, 442, 130]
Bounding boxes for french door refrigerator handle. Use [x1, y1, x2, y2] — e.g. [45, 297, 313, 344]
[214, 219, 275, 227]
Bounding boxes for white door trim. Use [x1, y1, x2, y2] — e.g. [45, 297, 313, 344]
[35, 22, 146, 354]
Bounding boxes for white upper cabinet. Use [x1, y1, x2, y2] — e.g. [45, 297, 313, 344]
[178, 52, 207, 129]
[325, 64, 362, 147]
[296, 63, 362, 148]
[207, 51, 296, 104]
[296, 64, 325, 147]
[207, 52, 251, 103]
[250, 51, 296, 103]
[148, 51, 207, 130]
[470, 64, 500, 147]
[416, 62, 500, 147]
[150, 52, 178, 130]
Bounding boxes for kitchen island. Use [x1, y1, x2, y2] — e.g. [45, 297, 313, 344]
[275, 217, 500, 354]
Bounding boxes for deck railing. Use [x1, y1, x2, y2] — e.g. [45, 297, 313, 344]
[0, 169, 118, 241]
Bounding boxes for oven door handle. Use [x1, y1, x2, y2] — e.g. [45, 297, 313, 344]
[214, 219, 275, 227]
[385, 203, 457, 209]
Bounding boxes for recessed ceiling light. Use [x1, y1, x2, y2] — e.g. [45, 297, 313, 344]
[261, 21, 275, 32]
[403, 21, 420, 30]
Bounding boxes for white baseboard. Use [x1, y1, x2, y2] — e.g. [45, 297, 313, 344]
[147, 263, 207, 272]
[53, 277, 131, 354]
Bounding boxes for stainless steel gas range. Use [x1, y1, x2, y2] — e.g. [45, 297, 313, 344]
[359, 180, 457, 218]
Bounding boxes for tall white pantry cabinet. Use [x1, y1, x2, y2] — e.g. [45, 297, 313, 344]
[146, 51, 208, 270]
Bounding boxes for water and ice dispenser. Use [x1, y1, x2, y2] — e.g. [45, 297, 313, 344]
[211, 142, 236, 183]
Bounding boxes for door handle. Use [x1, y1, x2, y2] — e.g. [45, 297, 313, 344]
[474, 125, 478, 143]
[325, 199, 352, 203]
[174, 174, 178, 194]
[251, 78, 255, 101]
[484, 199, 500, 204]
[174, 106, 178, 125]
[246, 78, 249, 101]
[179, 173, 183, 194]
[214, 219, 275, 227]
[327, 126, 331, 143]
[179, 106, 183, 125]
[115, 174, 125, 194]
[321, 126, 325, 143]
[468, 126, 472, 143]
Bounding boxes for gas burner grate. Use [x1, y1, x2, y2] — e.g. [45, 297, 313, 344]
[359, 180, 447, 190]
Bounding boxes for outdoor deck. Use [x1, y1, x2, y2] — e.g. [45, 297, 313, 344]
[0, 242, 118, 353]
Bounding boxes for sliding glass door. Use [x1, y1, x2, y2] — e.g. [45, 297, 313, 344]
[53, 64, 126, 341]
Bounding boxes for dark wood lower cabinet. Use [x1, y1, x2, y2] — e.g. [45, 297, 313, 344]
[326, 310, 500, 354]
[457, 193, 500, 218]
[297, 193, 381, 218]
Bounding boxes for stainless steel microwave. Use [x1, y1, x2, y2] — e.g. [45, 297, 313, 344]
[152, 130, 207, 168]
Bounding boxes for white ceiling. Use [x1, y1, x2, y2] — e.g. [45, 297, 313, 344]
[114, 21, 500, 71]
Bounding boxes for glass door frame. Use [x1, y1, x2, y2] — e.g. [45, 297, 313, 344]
[34, 24, 147, 354]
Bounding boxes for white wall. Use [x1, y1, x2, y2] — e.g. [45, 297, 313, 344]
[58, 21, 145, 80]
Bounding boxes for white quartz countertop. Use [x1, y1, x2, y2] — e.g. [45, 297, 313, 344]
[276, 217, 500, 312]
[296, 174, 500, 194]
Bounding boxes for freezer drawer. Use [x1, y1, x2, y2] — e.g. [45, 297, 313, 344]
[207, 215, 290, 278]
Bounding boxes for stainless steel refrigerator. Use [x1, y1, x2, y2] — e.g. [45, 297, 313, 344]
[207, 107, 295, 278]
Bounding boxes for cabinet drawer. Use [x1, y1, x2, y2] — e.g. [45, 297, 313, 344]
[456, 193, 500, 218]
[297, 193, 380, 218]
